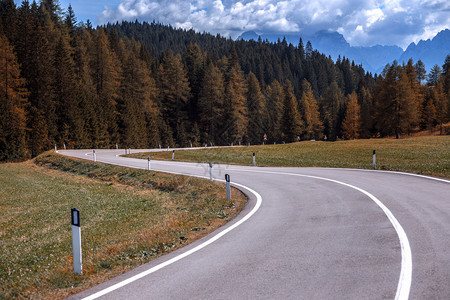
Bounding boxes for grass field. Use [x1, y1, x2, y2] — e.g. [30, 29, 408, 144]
[130, 136, 449, 178]
[0, 153, 246, 299]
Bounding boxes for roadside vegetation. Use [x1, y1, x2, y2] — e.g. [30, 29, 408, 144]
[0, 152, 246, 299]
[130, 135, 449, 178]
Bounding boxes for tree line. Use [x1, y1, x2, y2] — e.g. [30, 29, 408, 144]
[1, 0, 449, 162]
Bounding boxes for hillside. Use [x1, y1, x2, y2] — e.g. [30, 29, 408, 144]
[1, 1, 449, 162]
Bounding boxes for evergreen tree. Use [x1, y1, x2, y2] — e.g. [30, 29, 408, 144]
[198, 62, 224, 144]
[222, 49, 248, 144]
[0, 32, 29, 160]
[427, 65, 442, 86]
[423, 97, 436, 132]
[342, 92, 361, 139]
[53, 34, 83, 146]
[357, 82, 373, 138]
[281, 81, 302, 142]
[118, 53, 148, 148]
[414, 60, 426, 82]
[92, 30, 121, 147]
[321, 81, 344, 140]
[158, 49, 190, 143]
[246, 72, 267, 144]
[182, 43, 204, 122]
[374, 64, 417, 138]
[431, 80, 448, 134]
[265, 80, 283, 142]
[300, 79, 323, 140]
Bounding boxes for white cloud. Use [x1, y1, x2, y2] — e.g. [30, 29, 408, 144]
[99, 0, 450, 48]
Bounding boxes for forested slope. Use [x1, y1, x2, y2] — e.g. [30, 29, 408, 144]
[1, 0, 449, 161]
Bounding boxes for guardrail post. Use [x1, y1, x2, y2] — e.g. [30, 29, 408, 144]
[373, 150, 376, 169]
[225, 174, 231, 200]
[71, 208, 82, 274]
[209, 162, 213, 181]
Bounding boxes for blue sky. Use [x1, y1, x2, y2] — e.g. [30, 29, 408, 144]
[13, 1, 450, 49]
[13, 1, 122, 25]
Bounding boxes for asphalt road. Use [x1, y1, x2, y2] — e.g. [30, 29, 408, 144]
[61, 149, 450, 300]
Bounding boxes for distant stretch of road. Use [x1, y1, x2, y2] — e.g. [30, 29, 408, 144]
[61, 149, 450, 300]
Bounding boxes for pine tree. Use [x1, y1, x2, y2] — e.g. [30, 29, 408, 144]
[342, 92, 361, 139]
[427, 65, 442, 86]
[281, 81, 302, 142]
[92, 30, 121, 147]
[53, 34, 83, 146]
[190, 122, 200, 147]
[414, 60, 426, 82]
[118, 53, 147, 148]
[183, 43, 204, 122]
[442, 55, 450, 121]
[300, 79, 323, 140]
[423, 98, 436, 132]
[246, 72, 267, 144]
[198, 62, 224, 144]
[321, 81, 344, 140]
[158, 50, 190, 143]
[374, 64, 417, 138]
[357, 83, 373, 138]
[0, 32, 29, 160]
[222, 50, 248, 144]
[431, 81, 448, 134]
[265, 80, 283, 142]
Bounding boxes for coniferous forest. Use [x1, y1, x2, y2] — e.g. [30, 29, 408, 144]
[1, 0, 449, 162]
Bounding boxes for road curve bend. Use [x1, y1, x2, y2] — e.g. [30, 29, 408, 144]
[60, 149, 450, 300]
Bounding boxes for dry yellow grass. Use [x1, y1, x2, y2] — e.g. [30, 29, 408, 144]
[0, 153, 246, 299]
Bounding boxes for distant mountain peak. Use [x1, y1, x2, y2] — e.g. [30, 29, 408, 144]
[237, 29, 449, 74]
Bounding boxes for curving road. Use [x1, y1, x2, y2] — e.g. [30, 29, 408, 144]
[61, 149, 450, 300]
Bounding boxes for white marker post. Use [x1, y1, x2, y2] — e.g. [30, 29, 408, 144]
[93, 150, 96, 162]
[148, 157, 151, 170]
[159, 144, 161, 149]
[172, 150, 175, 161]
[209, 162, 213, 181]
[64, 143, 66, 150]
[225, 174, 231, 200]
[373, 150, 376, 169]
[55, 144, 57, 152]
[252, 152, 256, 166]
[116, 143, 118, 150]
[71, 208, 82, 274]
[125, 148, 127, 157]
[190, 142, 193, 148]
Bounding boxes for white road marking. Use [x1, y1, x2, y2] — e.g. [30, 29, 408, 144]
[346, 168, 450, 184]
[63, 152, 413, 300]
[232, 169, 412, 300]
[81, 176, 262, 300]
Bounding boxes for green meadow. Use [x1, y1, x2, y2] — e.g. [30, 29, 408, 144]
[131, 136, 449, 178]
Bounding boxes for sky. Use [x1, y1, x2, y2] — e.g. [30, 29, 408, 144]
[16, 0, 450, 49]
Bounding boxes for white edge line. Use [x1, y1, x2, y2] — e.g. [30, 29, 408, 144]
[347, 168, 450, 184]
[64, 153, 411, 300]
[235, 169, 412, 300]
[80, 167, 262, 300]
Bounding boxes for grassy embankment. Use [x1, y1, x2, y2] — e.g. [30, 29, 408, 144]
[0, 152, 246, 299]
[131, 135, 449, 178]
